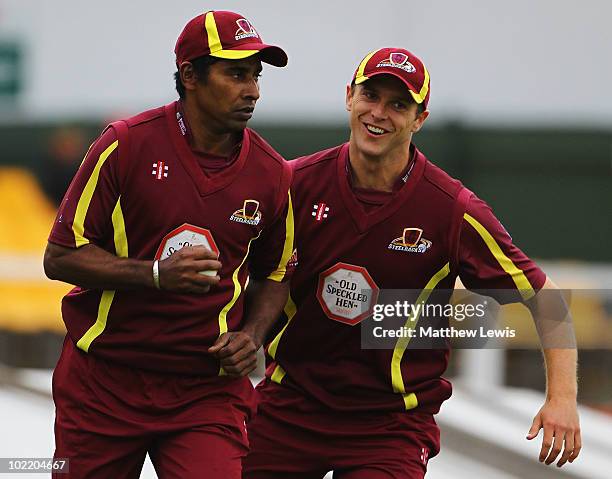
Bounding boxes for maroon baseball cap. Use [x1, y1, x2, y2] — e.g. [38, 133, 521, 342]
[175, 10, 288, 67]
[352, 48, 430, 109]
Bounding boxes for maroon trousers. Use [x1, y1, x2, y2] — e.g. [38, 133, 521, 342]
[52, 338, 254, 479]
[243, 380, 440, 479]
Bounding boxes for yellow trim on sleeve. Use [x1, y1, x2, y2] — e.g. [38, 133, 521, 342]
[267, 191, 294, 282]
[391, 263, 450, 407]
[72, 140, 118, 247]
[217, 232, 262, 375]
[75, 197, 128, 352]
[204, 11, 259, 60]
[463, 213, 535, 301]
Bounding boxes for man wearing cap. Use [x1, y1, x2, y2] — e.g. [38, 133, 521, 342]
[44, 10, 292, 478]
[243, 48, 580, 478]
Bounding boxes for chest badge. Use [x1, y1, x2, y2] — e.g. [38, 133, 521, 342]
[388, 228, 432, 253]
[152, 161, 169, 180]
[312, 202, 330, 222]
[317, 262, 379, 325]
[230, 199, 262, 225]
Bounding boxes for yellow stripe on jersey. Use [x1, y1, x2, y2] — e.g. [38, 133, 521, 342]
[111, 197, 128, 258]
[267, 191, 295, 282]
[72, 140, 118, 247]
[217, 232, 262, 376]
[270, 364, 287, 384]
[463, 213, 535, 301]
[391, 262, 451, 409]
[268, 294, 296, 359]
[76, 197, 128, 352]
[76, 290, 116, 352]
[268, 294, 297, 384]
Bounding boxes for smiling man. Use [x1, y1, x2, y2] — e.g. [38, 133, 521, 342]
[44, 10, 293, 479]
[243, 48, 580, 478]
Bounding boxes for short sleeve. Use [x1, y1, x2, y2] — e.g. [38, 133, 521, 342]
[48, 126, 121, 249]
[248, 190, 295, 282]
[458, 195, 546, 304]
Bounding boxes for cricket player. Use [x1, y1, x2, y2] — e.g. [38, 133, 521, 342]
[243, 48, 581, 478]
[43, 10, 293, 478]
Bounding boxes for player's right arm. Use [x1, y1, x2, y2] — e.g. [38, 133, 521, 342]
[43, 126, 220, 294]
[44, 243, 221, 293]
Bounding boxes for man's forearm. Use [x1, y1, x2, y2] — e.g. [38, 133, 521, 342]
[44, 242, 154, 290]
[44, 242, 221, 293]
[242, 279, 290, 348]
[543, 348, 578, 400]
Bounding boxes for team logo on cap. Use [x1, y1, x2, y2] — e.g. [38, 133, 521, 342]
[388, 228, 432, 253]
[230, 199, 262, 225]
[235, 19, 259, 41]
[377, 52, 416, 73]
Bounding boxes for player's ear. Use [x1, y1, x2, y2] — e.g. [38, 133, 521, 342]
[411, 109, 429, 133]
[345, 84, 353, 112]
[179, 62, 198, 92]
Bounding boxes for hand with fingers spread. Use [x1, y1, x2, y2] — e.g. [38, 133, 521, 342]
[208, 332, 259, 377]
[527, 397, 581, 467]
[158, 245, 222, 294]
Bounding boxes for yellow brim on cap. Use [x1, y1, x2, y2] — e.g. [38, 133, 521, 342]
[209, 49, 260, 60]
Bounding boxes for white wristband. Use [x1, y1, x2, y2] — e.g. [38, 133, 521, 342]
[152, 260, 161, 290]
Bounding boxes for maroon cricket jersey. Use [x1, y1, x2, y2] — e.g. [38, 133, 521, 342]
[49, 101, 294, 376]
[264, 143, 545, 415]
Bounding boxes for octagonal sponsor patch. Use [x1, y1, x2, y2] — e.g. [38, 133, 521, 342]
[155, 223, 219, 260]
[316, 262, 379, 325]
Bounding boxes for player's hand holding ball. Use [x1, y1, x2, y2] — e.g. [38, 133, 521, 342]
[157, 245, 222, 294]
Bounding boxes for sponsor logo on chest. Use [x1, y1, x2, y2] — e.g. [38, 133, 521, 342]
[316, 262, 379, 325]
[388, 227, 432, 253]
[230, 199, 262, 225]
[155, 223, 219, 260]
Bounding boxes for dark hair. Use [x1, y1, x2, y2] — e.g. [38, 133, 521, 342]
[349, 79, 425, 114]
[174, 55, 221, 99]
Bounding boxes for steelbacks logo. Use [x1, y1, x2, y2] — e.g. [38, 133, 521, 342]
[235, 19, 259, 41]
[230, 199, 262, 225]
[388, 228, 432, 253]
[377, 52, 417, 73]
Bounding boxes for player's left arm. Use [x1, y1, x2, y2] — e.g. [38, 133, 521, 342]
[525, 277, 581, 467]
[209, 189, 295, 376]
[459, 195, 580, 467]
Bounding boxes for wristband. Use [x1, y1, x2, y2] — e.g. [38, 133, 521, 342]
[152, 260, 161, 290]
